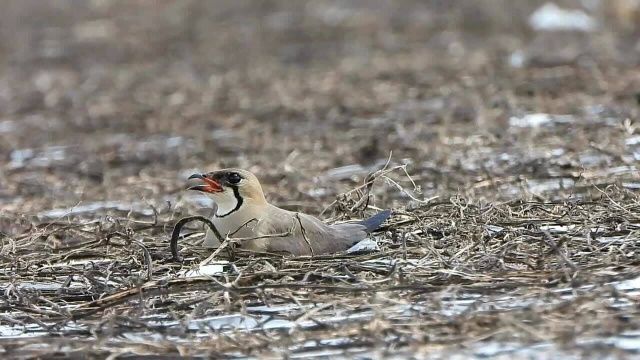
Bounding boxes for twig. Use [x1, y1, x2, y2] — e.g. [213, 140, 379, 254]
[131, 239, 153, 281]
[170, 216, 225, 261]
[295, 213, 314, 256]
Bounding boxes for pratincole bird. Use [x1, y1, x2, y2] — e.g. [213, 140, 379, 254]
[188, 169, 391, 255]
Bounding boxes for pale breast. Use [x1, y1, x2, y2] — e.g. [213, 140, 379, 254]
[203, 210, 263, 248]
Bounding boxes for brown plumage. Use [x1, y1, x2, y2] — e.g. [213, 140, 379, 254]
[187, 168, 390, 256]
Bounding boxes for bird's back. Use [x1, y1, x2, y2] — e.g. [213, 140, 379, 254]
[241, 207, 389, 255]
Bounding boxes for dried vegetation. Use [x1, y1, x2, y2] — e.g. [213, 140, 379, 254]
[0, 0, 640, 358]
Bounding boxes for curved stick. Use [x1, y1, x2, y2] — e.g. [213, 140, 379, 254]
[170, 216, 224, 261]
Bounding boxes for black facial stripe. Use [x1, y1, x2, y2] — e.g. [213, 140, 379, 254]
[215, 185, 244, 218]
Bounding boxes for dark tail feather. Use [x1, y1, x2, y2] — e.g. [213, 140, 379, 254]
[360, 209, 392, 233]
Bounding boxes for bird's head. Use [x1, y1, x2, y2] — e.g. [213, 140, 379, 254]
[188, 168, 266, 216]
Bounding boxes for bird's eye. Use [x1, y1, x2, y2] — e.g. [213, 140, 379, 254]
[228, 172, 242, 184]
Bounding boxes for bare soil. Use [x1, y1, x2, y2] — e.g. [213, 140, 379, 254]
[1, 1, 640, 358]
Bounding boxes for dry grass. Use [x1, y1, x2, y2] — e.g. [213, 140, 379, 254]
[1, 0, 640, 358]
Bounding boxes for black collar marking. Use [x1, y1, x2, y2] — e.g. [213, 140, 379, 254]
[215, 186, 243, 218]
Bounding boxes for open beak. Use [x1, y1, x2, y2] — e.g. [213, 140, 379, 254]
[188, 173, 223, 193]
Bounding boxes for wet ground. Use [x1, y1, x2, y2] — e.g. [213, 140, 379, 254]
[1, 1, 640, 358]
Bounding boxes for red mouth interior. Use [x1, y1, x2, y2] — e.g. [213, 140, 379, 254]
[202, 178, 223, 193]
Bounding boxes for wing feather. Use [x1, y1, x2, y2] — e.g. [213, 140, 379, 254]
[244, 208, 369, 255]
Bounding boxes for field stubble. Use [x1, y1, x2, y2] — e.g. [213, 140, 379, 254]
[1, 1, 640, 358]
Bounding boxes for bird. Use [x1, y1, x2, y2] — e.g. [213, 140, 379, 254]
[187, 168, 391, 256]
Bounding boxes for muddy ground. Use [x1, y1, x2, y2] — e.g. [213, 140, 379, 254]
[1, 1, 640, 358]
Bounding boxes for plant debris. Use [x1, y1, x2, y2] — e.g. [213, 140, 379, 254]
[1, 1, 640, 358]
[170, 215, 225, 261]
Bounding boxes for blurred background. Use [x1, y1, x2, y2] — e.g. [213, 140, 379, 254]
[0, 0, 639, 221]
